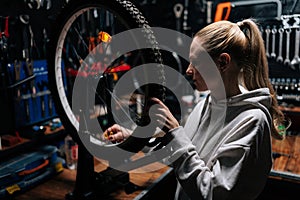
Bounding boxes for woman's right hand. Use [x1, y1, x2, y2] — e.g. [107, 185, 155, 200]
[102, 124, 132, 143]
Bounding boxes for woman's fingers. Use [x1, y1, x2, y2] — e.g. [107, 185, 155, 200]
[151, 97, 169, 109]
[108, 131, 125, 142]
[152, 101, 179, 131]
[102, 124, 132, 143]
[103, 130, 124, 142]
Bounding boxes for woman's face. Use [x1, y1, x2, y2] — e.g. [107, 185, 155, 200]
[186, 63, 208, 91]
[186, 37, 210, 92]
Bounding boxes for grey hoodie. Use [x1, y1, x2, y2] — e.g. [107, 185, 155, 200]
[167, 88, 273, 200]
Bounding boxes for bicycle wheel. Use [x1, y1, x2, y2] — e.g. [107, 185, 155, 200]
[47, 0, 166, 155]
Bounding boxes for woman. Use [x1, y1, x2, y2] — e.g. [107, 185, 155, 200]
[103, 19, 285, 199]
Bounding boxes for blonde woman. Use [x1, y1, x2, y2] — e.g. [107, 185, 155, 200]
[104, 19, 284, 200]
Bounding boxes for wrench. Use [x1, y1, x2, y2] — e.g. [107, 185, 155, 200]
[291, 28, 300, 65]
[182, 0, 191, 33]
[206, 1, 213, 24]
[14, 60, 21, 99]
[173, 3, 184, 46]
[276, 28, 284, 62]
[265, 27, 271, 58]
[259, 26, 264, 37]
[271, 27, 277, 59]
[284, 28, 292, 66]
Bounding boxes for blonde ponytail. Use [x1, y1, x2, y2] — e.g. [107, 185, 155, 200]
[237, 19, 285, 140]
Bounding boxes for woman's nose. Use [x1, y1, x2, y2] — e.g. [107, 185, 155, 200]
[186, 64, 193, 75]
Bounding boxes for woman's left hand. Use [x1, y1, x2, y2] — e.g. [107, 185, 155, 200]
[150, 97, 180, 132]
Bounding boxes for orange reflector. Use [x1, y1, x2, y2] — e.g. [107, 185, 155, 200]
[98, 31, 112, 43]
[214, 2, 231, 22]
[104, 64, 131, 73]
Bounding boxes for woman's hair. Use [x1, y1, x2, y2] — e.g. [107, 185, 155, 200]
[195, 19, 285, 140]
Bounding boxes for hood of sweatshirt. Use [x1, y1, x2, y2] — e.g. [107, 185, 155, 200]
[183, 87, 272, 161]
[224, 87, 272, 123]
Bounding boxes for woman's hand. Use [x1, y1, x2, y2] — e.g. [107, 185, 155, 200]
[102, 124, 132, 143]
[151, 97, 180, 132]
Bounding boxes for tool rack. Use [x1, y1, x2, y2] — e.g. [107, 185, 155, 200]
[0, 0, 67, 159]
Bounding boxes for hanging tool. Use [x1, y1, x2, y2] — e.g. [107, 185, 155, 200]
[28, 21, 40, 59]
[206, 1, 213, 24]
[265, 27, 271, 58]
[214, 0, 282, 22]
[0, 16, 9, 54]
[20, 15, 34, 122]
[44, 0, 52, 10]
[284, 28, 292, 67]
[25, 58, 36, 95]
[291, 28, 300, 66]
[214, 2, 230, 22]
[14, 60, 21, 99]
[37, 81, 46, 118]
[42, 28, 48, 58]
[25, 0, 41, 10]
[182, 0, 191, 34]
[173, 3, 184, 46]
[282, 15, 300, 29]
[276, 27, 284, 63]
[21, 15, 36, 95]
[259, 26, 264, 36]
[48, 93, 53, 116]
[271, 26, 277, 59]
[3, 16, 9, 38]
[20, 15, 30, 60]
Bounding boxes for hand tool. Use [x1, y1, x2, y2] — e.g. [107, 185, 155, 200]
[276, 27, 284, 63]
[173, 3, 184, 46]
[37, 81, 46, 118]
[182, 0, 191, 33]
[282, 15, 300, 29]
[271, 26, 277, 59]
[284, 78, 290, 91]
[259, 26, 264, 36]
[44, 0, 52, 10]
[20, 15, 30, 61]
[23, 94, 31, 122]
[284, 28, 292, 67]
[42, 28, 48, 58]
[26, 58, 36, 95]
[206, 1, 213, 23]
[19, 16, 34, 121]
[214, 0, 282, 22]
[290, 78, 296, 90]
[25, 0, 41, 10]
[28, 23, 40, 59]
[214, 1, 230, 22]
[265, 27, 271, 58]
[291, 28, 300, 65]
[48, 93, 53, 116]
[14, 60, 21, 99]
[0, 16, 9, 54]
[3, 16, 9, 38]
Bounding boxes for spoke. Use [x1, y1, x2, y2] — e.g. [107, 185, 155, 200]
[105, 88, 140, 122]
[91, 85, 136, 125]
[73, 25, 89, 52]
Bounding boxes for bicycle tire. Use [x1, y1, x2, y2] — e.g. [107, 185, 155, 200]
[47, 0, 164, 154]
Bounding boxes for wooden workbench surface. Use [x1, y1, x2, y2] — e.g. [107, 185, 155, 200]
[15, 158, 174, 200]
[13, 134, 300, 200]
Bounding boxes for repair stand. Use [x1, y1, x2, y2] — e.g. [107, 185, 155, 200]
[64, 108, 142, 200]
[65, 141, 137, 200]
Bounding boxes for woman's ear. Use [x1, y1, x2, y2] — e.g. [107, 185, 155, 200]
[217, 53, 231, 72]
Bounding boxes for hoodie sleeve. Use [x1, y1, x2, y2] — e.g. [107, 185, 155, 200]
[167, 110, 272, 200]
